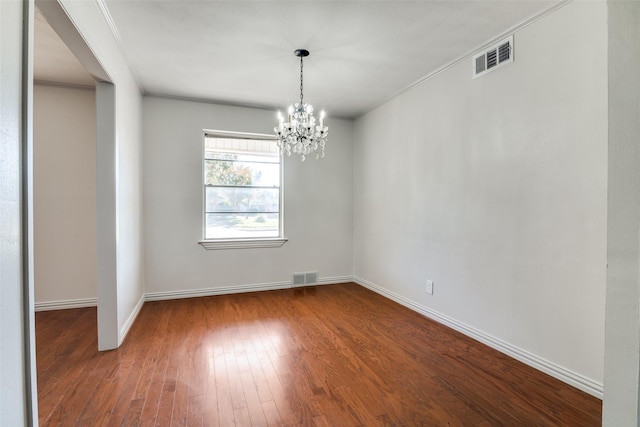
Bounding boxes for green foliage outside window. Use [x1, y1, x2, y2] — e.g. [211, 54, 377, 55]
[204, 153, 252, 186]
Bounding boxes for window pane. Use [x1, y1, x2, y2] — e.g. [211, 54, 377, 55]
[205, 213, 280, 239]
[203, 134, 281, 241]
[205, 159, 280, 187]
[206, 187, 279, 213]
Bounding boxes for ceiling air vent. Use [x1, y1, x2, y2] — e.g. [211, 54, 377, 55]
[473, 35, 514, 79]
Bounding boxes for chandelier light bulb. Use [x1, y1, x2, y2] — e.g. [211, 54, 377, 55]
[274, 49, 328, 161]
[277, 111, 284, 132]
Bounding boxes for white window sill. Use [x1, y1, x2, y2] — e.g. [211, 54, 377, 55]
[199, 238, 288, 250]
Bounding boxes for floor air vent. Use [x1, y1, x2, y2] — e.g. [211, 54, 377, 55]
[305, 272, 318, 285]
[473, 35, 513, 79]
[292, 271, 318, 287]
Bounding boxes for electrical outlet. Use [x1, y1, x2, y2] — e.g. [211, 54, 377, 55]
[426, 280, 434, 295]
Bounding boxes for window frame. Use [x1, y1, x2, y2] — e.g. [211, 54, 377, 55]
[199, 129, 287, 250]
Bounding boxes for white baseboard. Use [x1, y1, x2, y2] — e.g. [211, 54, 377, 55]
[145, 280, 291, 301]
[35, 297, 97, 312]
[145, 275, 354, 302]
[32, 276, 350, 313]
[353, 275, 603, 399]
[119, 294, 145, 346]
[318, 275, 353, 285]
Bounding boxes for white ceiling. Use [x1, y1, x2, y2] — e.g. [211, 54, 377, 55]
[35, 0, 556, 118]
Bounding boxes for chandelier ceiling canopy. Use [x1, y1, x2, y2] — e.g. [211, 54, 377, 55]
[274, 49, 328, 161]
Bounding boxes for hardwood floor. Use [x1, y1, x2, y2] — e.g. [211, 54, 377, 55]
[36, 283, 601, 426]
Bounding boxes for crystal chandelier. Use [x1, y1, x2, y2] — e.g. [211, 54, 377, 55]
[274, 49, 328, 161]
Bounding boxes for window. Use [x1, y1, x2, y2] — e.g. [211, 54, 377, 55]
[200, 131, 286, 249]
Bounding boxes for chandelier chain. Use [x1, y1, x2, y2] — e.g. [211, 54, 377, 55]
[299, 55, 304, 105]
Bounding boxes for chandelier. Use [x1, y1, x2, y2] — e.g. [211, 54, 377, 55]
[274, 49, 328, 161]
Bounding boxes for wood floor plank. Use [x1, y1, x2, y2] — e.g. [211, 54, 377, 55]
[257, 354, 298, 425]
[171, 367, 190, 427]
[138, 347, 170, 426]
[142, 303, 175, 425]
[213, 349, 235, 425]
[238, 357, 268, 426]
[187, 395, 204, 427]
[155, 314, 182, 427]
[260, 400, 280, 426]
[36, 283, 602, 426]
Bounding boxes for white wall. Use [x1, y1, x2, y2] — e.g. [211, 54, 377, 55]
[143, 97, 353, 296]
[33, 83, 97, 308]
[353, 1, 607, 395]
[0, 2, 32, 425]
[113, 82, 144, 343]
[603, 1, 640, 424]
[57, 0, 145, 346]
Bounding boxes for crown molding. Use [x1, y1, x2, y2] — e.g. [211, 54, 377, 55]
[94, 0, 144, 93]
